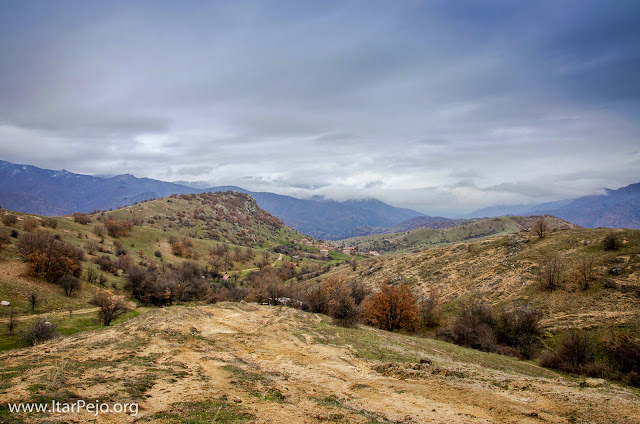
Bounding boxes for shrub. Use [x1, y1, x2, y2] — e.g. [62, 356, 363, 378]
[104, 219, 132, 237]
[22, 217, 39, 232]
[90, 290, 132, 326]
[362, 283, 419, 332]
[440, 300, 497, 352]
[93, 224, 106, 238]
[0, 229, 10, 251]
[2, 214, 17, 226]
[43, 217, 58, 228]
[18, 231, 84, 283]
[327, 281, 360, 326]
[73, 212, 90, 225]
[60, 274, 83, 296]
[95, 255, 118, 275]
[603, 232, 623, 251]
[22, 319, 60, 345]
[540, 329, 595, 374]
[539, 254, 564, 290]
[418, 289, 441, 329]
[496, 305, 541, 359]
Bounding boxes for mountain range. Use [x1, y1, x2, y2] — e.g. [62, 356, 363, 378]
[0, 160, 421, 240]
[468, 182, 640, 228]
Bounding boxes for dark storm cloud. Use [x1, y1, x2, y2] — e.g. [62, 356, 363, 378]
[0, 0, 639, 215]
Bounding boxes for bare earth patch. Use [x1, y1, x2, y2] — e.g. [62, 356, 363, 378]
[1, 303, 639, 423]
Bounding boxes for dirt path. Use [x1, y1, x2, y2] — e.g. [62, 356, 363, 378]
[2, 304, 639, 423]
[0, 307, 100, 323]
[225, 253, 283, 274]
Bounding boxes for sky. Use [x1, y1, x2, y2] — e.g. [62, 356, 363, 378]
[0, 0, 639, 216]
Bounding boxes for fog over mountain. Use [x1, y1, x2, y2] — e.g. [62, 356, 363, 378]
[0, 1, 639, 215]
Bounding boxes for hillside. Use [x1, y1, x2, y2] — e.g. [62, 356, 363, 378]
[2, 303, 639, 424]
[0, 191, 352, 327]
[339, 215, 577, 253]
[339, 216, 477, 239]
[324, 227, 640, 332]
[0, 160, 423, 240]
[468, 182, 640, 229]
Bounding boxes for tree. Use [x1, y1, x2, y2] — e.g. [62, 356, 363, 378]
[18, 230, 84, 283]
[90, 290, 132, 326]
[362, 283, 419, 332]
[575, 254, 595, 290]
[539, 254, 564, 290]
[532, 217, 548, 239]
[60, 274, 83, 296]
[7, 308, 17, 335]
[28, 292, 39, 310]
[418, 288, 441, 328]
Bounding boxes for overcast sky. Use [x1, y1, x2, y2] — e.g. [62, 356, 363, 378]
[0, 1, 639, 215]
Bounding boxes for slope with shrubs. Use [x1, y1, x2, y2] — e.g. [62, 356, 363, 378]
[305, 225, 640, 385]
[339, 214, 577, 253]
[2, 303, 640, 424]
[0, 192, 345, 349]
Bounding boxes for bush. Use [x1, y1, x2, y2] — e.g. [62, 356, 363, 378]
[0, 229, 10, 251]
[42, 217, 58, 228]
[2, 214, 17, 226]
[90, 290, 132, 326]
[540, 329, 595, 374]
[104, 219, 132, 237]
[362, 283, 419, 332]
[59, 274, 83, 296]
[440, 300, 497, 352]
[496, 305, 541, 359]
[95, 255, 118, 275]
[328, 281, 360, 326]
[22, 319, 60, 345]
[539, 254, 564, 291]
[73, 212, 90, 225]
[418, 289, 441, 329]
[22, 217, 39, 232]
[18, 231, 84, 283]
[603, 232, 623, 250]
[93, 224, 106, 238]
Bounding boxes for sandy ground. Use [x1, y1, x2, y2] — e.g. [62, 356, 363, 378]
[1, 303, 639, 423]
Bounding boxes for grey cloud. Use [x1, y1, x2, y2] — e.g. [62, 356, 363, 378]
[0, 1, 638, 215]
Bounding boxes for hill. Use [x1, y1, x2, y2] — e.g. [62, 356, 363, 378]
[339, 215, 576, 253]
[0, 160, 423, 240]
[0, 191, 353, 327]
[323, 226, 640, 332]
[2, 303, 639, 424]
[468, 182, 640, 229]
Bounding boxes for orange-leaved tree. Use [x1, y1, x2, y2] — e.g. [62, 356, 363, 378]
[363, 283, 419, 332]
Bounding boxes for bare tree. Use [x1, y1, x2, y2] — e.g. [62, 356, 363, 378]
[575, 254, 595, 290]
[90, 291, 132, 326]
[540, 254, 564, 290]
[7, 308, 17, 335]
[28, 292, 39, 310]
[532, 217, 548, 239]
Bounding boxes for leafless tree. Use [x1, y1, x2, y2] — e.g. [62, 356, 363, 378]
[532, 217, 548, 239]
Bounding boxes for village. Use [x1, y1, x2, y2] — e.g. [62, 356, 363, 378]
[296, 238, 380, 257]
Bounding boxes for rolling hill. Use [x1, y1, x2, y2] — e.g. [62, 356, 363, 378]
[468, 182, 640, 229]
[339, 215, 577, 253]
[0, 160, 422, 240]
